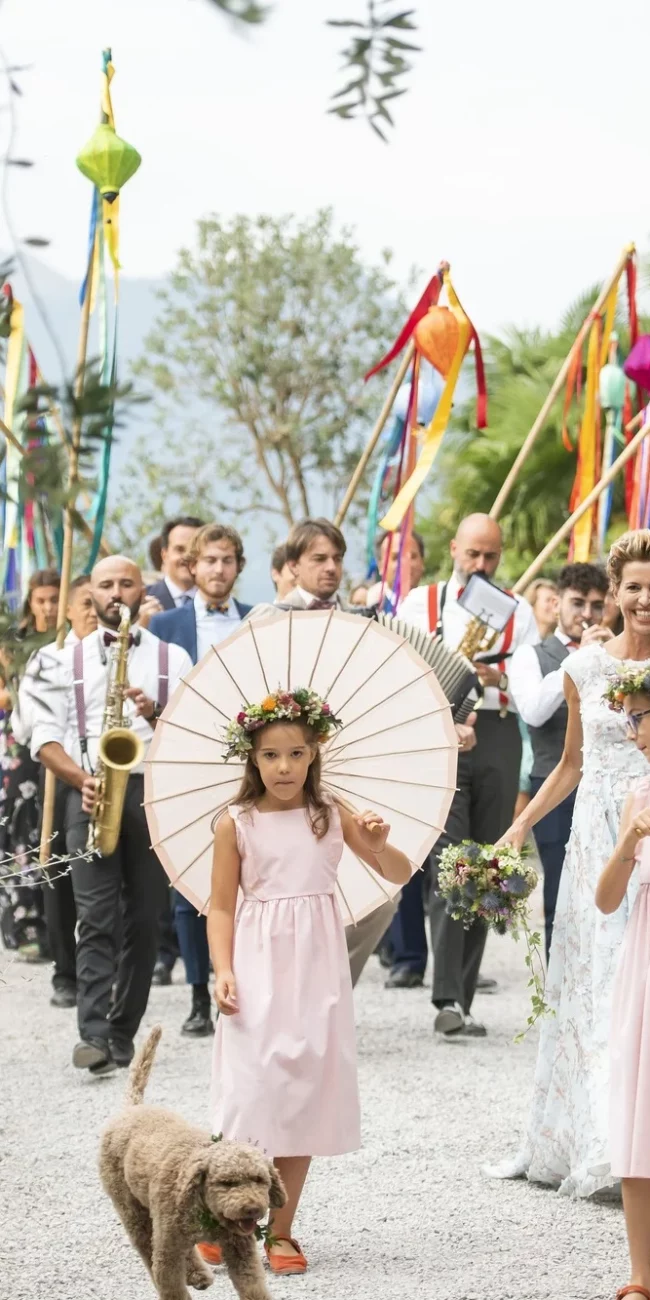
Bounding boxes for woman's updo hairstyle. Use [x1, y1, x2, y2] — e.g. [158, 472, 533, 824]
[607, 530, 650, 590]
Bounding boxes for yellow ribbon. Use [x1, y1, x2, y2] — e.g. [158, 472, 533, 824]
[4, 297, 24, 431]
[380, 272, 472, 532]
[4, 298, 25, 550]
[599, 281, 618, 368]
[101, 58, 120, 284]
[572, 318, 601, 561]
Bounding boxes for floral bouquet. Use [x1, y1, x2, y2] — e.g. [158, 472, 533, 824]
[437, 841, 551, 1038]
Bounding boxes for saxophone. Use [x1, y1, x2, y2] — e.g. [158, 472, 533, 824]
[456, 617, 499, 663]
[87, 603, 145, 856]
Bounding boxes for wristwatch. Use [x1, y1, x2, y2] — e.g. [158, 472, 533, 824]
[497, 671, 509, 692]
[151, 702, 164, 721]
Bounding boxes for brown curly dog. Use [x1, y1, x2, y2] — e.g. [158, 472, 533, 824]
[99, 1026, 286, 1300]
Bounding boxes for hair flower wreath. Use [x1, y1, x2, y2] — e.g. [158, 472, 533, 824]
[604, 665, 650, 712]
[223, 688, 342, 761]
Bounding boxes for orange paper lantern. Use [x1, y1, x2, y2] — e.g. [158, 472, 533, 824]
[414, 306, 460, 378]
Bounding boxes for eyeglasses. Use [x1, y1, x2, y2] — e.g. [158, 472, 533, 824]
[626, 709, 650, 737]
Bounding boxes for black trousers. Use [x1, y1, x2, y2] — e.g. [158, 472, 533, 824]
[65, 775, 168, 1045]
[157, 889, 180, 973]
[387, 862, 430, 975]
[42, 777, 77, 989]
[530, 775, 576, 961]
[429, 711, 521, 1014]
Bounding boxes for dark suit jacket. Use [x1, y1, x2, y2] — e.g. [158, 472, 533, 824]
[145, 579, 177, 613]
[150, 598, 253, 665]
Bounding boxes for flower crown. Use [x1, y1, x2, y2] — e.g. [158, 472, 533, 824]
[604, 666, 650, 712]
[223, 687, 342, 761]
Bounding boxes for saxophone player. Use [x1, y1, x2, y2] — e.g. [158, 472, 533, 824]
[29, 557, 192, 1076]
[396, 514, 539, 1036]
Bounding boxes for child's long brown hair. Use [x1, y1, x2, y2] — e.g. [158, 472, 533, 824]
[235, 719, 331, 839]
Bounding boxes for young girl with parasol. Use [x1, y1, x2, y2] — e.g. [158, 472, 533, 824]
[204, 688, 410, 1275]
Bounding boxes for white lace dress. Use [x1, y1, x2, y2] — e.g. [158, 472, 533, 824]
[491, 643, 648, 1198]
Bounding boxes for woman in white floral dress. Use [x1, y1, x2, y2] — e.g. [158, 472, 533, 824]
[488, 531, 650, 1198]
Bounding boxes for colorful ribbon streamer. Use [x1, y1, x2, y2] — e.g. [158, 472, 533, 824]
[380, 272, 473, 533]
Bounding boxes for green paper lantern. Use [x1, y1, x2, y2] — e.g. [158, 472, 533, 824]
[76, 122, 141, 203]
[599, 361, 626, 411]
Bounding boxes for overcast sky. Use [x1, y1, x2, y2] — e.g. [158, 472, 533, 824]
[1, 0, 648, 336]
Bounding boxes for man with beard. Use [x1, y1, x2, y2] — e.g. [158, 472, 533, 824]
[30, 556, 192, 1074]
[398, 514, 539, 1038]
[509, 561, 610, 958]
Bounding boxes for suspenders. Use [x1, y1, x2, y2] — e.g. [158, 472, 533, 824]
[426, 580, 515, 714]
[73, 636, 169, 773]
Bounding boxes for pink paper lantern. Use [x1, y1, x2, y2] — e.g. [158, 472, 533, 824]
[624, 334, 650, 392]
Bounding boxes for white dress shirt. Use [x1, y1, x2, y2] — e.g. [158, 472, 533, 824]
[194, 591, 242, 661]
[11, 628, 82, 747]
[29, 626, 192, 773]
[509, 630, 575, 728]
[165, 576, 195, 607]
[398, 574, 539, 713]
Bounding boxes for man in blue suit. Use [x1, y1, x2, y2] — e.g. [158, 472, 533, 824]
[146, 515, 205, 612]
[150, 523, 252, 1038]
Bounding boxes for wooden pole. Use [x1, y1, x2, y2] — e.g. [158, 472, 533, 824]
[513, 416, 650, 593]
[626, 409, 645, 434]
[490, 243, 636, 520]
[39, 252, 96, 865]
[334, 341, 415, 528]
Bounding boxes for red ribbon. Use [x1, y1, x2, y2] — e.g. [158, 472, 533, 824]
[364, 270, 444, 381]
[472, 327, 488, 429]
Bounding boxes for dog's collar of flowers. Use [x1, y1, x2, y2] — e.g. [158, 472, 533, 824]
[604, 666, 650, 712]
[223, 687, 342, 761]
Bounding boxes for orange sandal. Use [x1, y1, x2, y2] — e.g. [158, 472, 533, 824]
[198, 1242, 223, 1266]
[617, 1289, 650, 1298]
[265, 1236, 308, 1275]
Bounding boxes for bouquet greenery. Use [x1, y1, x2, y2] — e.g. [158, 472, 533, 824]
[437, 841, 551, 1039]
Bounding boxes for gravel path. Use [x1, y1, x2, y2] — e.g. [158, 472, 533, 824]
[0, 923, 627, 1300]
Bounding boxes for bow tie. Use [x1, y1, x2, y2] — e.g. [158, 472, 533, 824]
[205, 602, 230, 615]
[308, 599, 336, 611]
[103, 629, 137, 648]
[567, 639, 581, 650]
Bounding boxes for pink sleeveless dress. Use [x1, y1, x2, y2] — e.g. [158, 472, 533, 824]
[611, 774, 650, 1177]
[210, 803, 361, 1158]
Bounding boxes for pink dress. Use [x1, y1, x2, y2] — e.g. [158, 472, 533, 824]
[611, 775, 650, 1177]
[210, 803, 361, 1158]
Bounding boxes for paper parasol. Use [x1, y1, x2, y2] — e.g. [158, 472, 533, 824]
[144, 611, 458, 925]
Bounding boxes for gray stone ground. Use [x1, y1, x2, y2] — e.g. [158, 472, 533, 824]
[0, 921, 628, 1300]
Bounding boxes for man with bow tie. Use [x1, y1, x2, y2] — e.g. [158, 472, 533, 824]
[29, 556, 192, 1075]
[150, 523, 252, 1038]
[509, 562, 610, 958]
[397, 514, 539, 1039]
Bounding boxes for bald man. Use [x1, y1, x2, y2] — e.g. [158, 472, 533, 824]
[396, 515, 539, 1036]
[30, 555, 192, 1075]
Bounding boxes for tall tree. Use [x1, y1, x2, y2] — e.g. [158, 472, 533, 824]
[120, 209, 408, 550]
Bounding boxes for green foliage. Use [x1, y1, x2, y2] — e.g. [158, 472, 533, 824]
[120, 210, 408, 547]
[205, 0, 269, 20]
[203, 0, 420, 137]
[328, 3, 421, 141]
